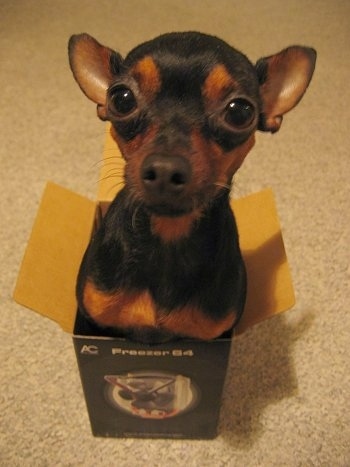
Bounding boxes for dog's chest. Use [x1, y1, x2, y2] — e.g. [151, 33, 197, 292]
[82, 281, 235, 340]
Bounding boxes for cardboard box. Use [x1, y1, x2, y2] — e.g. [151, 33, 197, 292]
[13, 129, 295, 439]
[73, 317, 233, 438]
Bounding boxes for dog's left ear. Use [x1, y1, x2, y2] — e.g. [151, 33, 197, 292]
[68, 33, 123, 120]
[256, 46, 316, 133]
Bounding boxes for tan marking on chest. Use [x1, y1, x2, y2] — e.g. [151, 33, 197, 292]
[83, 281, 235, 339]
[157, 306, 236, 340]
[150, 210, 201, 242]
[83, 280, 156, 328]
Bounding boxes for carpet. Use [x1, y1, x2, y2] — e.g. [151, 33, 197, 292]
[1, 1, 349, 465]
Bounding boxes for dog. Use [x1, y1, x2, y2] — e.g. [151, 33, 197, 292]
[68, 32, 316, 343]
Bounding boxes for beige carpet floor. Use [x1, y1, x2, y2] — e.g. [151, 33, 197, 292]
[1, 0, 349, 465]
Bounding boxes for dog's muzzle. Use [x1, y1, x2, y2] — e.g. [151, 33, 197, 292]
[141, 153, 193, 216]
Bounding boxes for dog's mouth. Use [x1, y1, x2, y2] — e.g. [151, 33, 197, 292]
[144, 202, 193, 218]
[133, 175, 216, 218]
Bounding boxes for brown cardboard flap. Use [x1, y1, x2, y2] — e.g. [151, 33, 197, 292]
[98, 129, 125, 202]
[13, 182, 96, 333]
[232, 189, 295, 333]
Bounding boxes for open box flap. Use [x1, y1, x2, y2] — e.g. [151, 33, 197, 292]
[233, 189, 295, 333]
[13, 182, 96, 333]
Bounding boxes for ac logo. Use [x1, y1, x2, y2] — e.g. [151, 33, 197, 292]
[80, 345, 99, 355]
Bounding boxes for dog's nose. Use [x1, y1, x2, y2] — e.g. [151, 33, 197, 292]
[141, 154, 191, 197]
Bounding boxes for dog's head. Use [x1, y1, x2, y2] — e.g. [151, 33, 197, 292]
[69, 32, 315, 217]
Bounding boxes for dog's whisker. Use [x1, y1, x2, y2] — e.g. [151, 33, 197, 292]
[92, 157, 125, 168]
[102, 151, 125, 158]
[109, 182, 124, 194]
[96, 173, 124, 185]
[91, 159, 113, 169]
[213, 182, 231, 191]
[96, 173, 119, 182]
[102, 165, 124, 171]
[91, 159, 105, 168]
[102, 167, 124, 176]
[131, 204, 141, 230]
[100, 180, 126, 197]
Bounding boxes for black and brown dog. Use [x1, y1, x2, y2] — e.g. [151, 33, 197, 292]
[68, 32, 316, 343]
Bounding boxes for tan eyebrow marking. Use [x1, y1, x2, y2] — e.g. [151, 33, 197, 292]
[131, 56, 161, 99]
[202, 64, 238, 102]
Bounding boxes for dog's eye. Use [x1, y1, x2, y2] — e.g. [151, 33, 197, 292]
[109, 86, 137, 116]
[225, 98, 255, 129]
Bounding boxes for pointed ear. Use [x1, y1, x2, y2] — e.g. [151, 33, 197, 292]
[256, 46, 316, 133]
[68, 33, 123, 120]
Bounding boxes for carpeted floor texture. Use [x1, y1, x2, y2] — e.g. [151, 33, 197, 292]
[1, 1, 349, 465]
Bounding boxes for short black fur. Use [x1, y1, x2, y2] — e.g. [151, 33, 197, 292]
[77, 187, 247, 340]
[69, 31, 316, 342]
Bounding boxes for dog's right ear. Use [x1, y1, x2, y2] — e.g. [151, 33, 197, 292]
[256, 46, 316, 133]
[68, 33, 123, 120]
